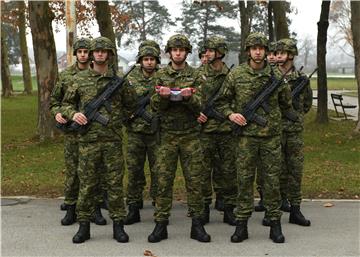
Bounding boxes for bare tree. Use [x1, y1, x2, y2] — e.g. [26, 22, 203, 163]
[1, 24, 13, 97]
[272, 1, 290, 40]
[238, 1, 255, 63]
[316, 1, 330, 124]
[351, 1, 360, 132]
[29, 1, 58, 140]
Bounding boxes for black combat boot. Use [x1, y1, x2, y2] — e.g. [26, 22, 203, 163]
[190, 218, 211, 242]
[215, 196, 224, 212]
[201, 204, 210, 225]
[262, 213, 271, 227]
[61, 204, 77, 226]
[72, 221, 90, 244]
[91, 206, 107, 225]
[280, 198, 291, 212]
[148, 221, 168, 243]
[269, 220, 285, 243]
[289, 205, 311, 226]
[124, 204, 140, 225]
[254, 190, 266, 212]
[231, 220, 248, 243]
[113, 221, 129, 243]
[60, 202, 68, 211]
[223, 205, 236, 226]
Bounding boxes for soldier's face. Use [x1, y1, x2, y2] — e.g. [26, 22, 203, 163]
[76, 49, 89, 64]
[200, 53, 208, 65]
[205, 49, 217, 62]
[170, 47, 187, 65]
[267, 51, 277, 64]
[249, 45, 266, 63]
[93, 49, 109, 65]
[276, 51, 288, 66]
[141, 56, 157, 73]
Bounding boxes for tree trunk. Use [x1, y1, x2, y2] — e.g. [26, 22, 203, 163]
[18, 0, 33, 95]
[351, 1, 360, 132]
[272, 1, 290, 40]
[1, 24, 13, 97]
[268, 2, 274, 42]
[316, 1, 330, 124]
[94, 0, 118, 70]
[28, 1, 58, 140]
[238, 1, 254, 64]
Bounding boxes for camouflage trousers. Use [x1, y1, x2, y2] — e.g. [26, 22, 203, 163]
[63, 136, 106, 206]
[201, 132, 237, 206]
[281, 131, 304, 206]
[235, 135, 282, 221]
[76, 141, 126, 222]
[153, 131, 205, 222]
[126, 131, 158, 206]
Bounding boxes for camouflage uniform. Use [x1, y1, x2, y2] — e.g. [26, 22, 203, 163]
[216, 34, 293, 223]
[61, 39, 137, 223]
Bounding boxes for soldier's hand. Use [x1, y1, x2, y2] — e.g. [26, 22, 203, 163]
[197, 112, 208, 123]
[72, 112, 88, 125]
[229, 113, 247, 126]
[180, 87, 192, 100]
[55, 113, 67, 124]
[159, 86, 171, 98]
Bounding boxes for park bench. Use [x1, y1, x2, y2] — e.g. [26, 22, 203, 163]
[330, 93, 357, 120]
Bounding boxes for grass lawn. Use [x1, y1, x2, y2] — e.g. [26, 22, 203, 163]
[310, 77, 357, 91]
[1, 94, 359, 199]
[8, 75, 38, 92]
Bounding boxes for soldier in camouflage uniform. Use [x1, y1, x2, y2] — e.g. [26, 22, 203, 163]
[61, 37, 136, 244]
[266, 42, 278, 66]
[124, 41, 161, 225]
[147, 34, 210, 243]
[196, 36, 237, 225]
[198, 41, 208, 66]
[50, 38, 106, 226]
[275, 38, 312, 227]
[216, 33, 294, 243]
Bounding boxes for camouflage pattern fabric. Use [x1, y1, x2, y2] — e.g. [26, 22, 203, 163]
[276, 38, 298, 56]
[165, 34, 192, 53]
[215, 62, 293, 221]
[150, 63, 204, 221]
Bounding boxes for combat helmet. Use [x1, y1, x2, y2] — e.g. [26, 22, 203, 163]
[136, 46, 161, 64]
[73, 38, 91, 55]
[245, 33, 269, 50]
[198, 41, 206, 59]
[204, 36, 228, 56]
[268, 41, 277, 53]
[138, 40, 160, 55]
[90, 36, 116, 55]
[275, 38, 298, 56]
[165, 34, 192, 53]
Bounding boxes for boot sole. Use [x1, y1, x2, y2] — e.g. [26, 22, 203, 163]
[72, 234, 90, 244]
[289, 219, 311, 226]
[190, 234, 211, 242]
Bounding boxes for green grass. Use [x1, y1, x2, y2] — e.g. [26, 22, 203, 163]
[310, 77, 357, 91]
[8, 75, 38, 92]
[1, 94, 359, 199]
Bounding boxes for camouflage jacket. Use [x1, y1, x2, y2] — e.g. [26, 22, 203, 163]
[215, 62, 293, 137]
[282, 68, 313, 132]
[49, 63, 82, 117]
[150, 63, 202, 134]
[61, 68, 137, 142]
[196, 63, 233, 133]
[125, 66, 158, 134]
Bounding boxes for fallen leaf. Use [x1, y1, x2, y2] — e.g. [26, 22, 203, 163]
[323, 202, 334, 207]
[144, 249, 153, 256]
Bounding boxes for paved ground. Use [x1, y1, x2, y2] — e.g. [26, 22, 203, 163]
[1, 198, 359, 257]
[312, 90, 358, 120]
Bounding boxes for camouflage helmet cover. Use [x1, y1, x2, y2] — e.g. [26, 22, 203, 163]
[73, 38, 91, 55]
[136, 46, 161, 63]
[204, 36, 228, 56]
[245, 32, 269, 50]
[275, 38, 298, 56]
[267, 41, 277, 53]
[90, 36, 116, 55]
[138, 40, 160, 54]
[165, 34, 192, 53]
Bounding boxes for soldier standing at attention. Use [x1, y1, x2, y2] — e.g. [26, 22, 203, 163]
[198, 41, 208, 66]
[196, 36, 237, 226]
[50, 38, 106, 226]
[147, 34, 210, 243]
[124, 41, 161, 225]
[275, 38, 312, 227]
[61, 37, 136, 244]
[216, 33, 293, 243]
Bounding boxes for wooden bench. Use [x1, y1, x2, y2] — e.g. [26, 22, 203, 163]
[330, 93, 357, 120]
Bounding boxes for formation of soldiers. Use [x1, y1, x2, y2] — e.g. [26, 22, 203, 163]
[50, 32, 313, 244]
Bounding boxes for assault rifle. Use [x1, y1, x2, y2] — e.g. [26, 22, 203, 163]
[291, 67, 318, 109]
[201, 64, 234, 122]
[56, 65, 136, 134]
[233, 66, 293, 135]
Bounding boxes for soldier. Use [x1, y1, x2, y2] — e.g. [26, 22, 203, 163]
[275, 38, 312, 227]
[50, 38, 106, 226]
[61, 37, 136, 243]
[216, 33, 293, 243]
[198, 41, 208, 66]
[196, 36, 237, 225]
[124, 41, 161, 225]
[267, 42, 278, 66]
[147, 34, 210, 243]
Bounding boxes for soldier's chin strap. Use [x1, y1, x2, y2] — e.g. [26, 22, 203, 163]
[207, 50, 225, 64]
